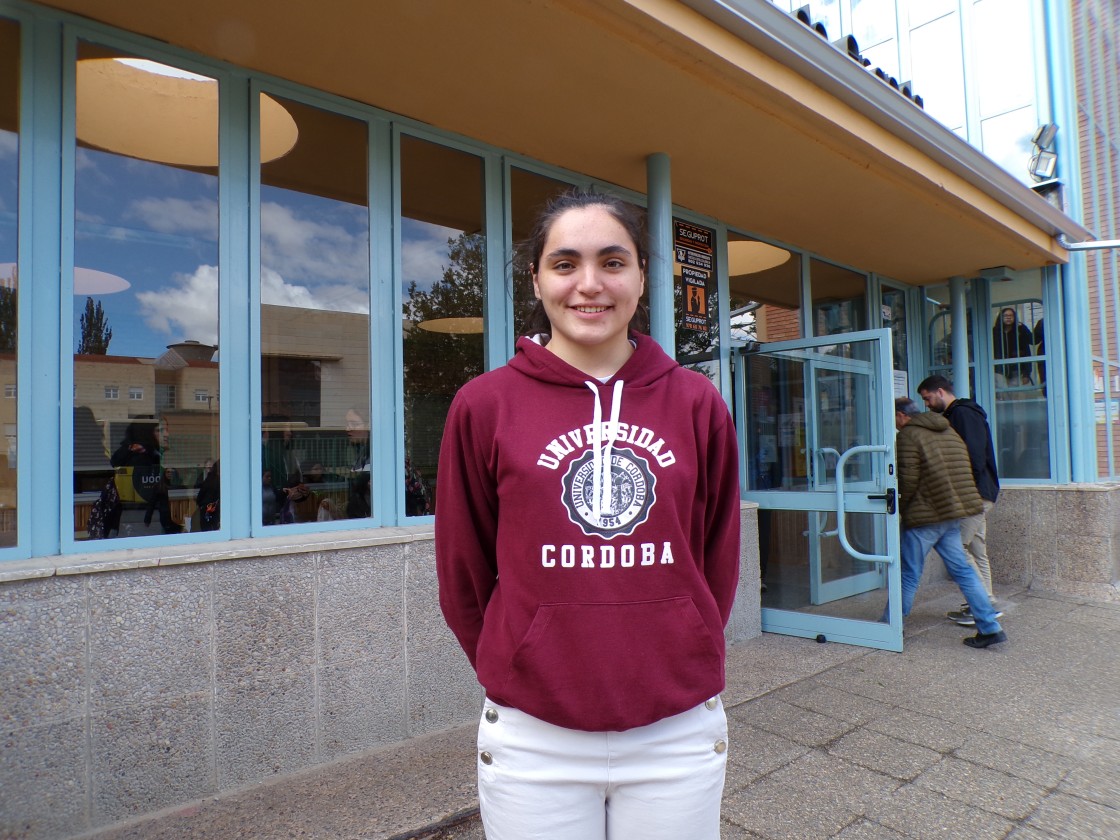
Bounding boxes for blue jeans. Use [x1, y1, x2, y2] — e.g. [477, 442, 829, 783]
[901, 520, 1003, 635]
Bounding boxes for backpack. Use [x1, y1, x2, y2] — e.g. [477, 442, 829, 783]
[87, 478, 121, 540]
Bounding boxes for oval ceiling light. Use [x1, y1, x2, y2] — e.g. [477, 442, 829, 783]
[416, 317, 484, 335]
[727, 240, 791, 276]
[674, 240, 791, 277]
[0, 263, 131, 294]
[76, 58, 298, 167]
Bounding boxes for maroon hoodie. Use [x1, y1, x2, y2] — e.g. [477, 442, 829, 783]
[435, 332, 740, 732]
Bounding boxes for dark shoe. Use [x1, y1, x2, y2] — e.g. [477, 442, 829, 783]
[947, 607, 975, 626]
[963, 630, 1007, 649]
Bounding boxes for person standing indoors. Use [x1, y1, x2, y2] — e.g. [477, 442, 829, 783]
[917, 375, 1003, 626]
[893, 398, 1006, 648]
[992, 306, 1035, 388]
[435, 189, 741, 840]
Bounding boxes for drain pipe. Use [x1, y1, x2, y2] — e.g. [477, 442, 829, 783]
[1059, 236, 1120, 251]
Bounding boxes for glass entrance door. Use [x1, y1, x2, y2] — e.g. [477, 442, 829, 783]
[735, 329, 903, 651]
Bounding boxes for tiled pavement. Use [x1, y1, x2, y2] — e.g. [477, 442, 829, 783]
[80, 584, 1119, 840]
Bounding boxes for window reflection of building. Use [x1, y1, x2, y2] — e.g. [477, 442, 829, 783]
[259, 95, 370, 526]
[72, 43, 221, 540]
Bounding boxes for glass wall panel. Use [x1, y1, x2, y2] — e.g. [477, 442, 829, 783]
[810, 258, 866, 338]
[726, 232, 800, 343]
[880, 285, 908, 373]
[0, 18, 17, 547]
[990, 273, 1049, 479]
[259, 95, 369, 526]
[400, 136, 485, 516]
[510, 167, 574, 337]
[909, 11, 965, 132]
[74, 44, 220, 539]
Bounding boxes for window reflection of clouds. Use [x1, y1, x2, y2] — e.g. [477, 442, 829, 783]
[136, 264, 219, 345]
[402, 219, 464, 294]
[74, 150, 218, 358]
[260, 197, 369, 288]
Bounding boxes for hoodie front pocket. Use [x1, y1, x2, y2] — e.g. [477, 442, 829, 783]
[501, 596, 722, 731]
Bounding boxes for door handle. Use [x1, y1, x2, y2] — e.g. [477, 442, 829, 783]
[867, 488, 896, 515]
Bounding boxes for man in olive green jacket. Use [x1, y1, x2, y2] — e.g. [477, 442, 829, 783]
[894, 398, 1007, 648]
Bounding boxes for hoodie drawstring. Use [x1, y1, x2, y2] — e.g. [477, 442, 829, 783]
[585, 380, 624, 519]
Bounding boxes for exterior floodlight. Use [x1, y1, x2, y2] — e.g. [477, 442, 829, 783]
[1032, 123, 1058, 150]
[1029, 149, 1058, 181]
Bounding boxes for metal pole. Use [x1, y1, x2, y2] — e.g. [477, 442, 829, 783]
[646, 153, 674, 353]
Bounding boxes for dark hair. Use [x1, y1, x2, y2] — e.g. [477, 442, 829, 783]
[995, 307, 1018, 328]
[895, 397, 920, 417]
[519, 187, 650, 336]
[916, 374, 953, 394]
[121, 421, 159, 451]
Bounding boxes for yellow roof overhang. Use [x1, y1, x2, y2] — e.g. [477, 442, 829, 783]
[46, 0, 1090, 284]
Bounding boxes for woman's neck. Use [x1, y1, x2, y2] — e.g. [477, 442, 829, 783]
[544, 334, 635, 380]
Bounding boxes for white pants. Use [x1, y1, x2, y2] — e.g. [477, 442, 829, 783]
[477, 697, 728, 840]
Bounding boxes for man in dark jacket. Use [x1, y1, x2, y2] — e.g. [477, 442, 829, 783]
[894, 398, 1007, 648]
[917, 375, 1002, 625]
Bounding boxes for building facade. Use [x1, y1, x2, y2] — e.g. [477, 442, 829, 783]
[0, 1, 1117, 837]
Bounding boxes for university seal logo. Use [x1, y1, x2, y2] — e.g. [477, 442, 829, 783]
[560, 446, 656, 539]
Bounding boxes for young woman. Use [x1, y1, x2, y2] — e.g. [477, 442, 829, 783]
[435, 189, 741, 840]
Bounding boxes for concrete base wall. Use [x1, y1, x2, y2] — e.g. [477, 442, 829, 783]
[988, 483, 1120, 602]
[0, 505, 761, 840]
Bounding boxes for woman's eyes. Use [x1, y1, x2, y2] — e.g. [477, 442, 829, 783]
[549, 258, 628, 271]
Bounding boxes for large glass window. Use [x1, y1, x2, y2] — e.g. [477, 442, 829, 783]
[73, 44, 220, 540]
[259, 95, 369, 527]
[400, 136, 485, 516]
[880, 284, 909, 374]
[725, 232, 800, 343]
[811, 259, 866, 338]
[0, 18, 17, 547]
[990, 273, 1049, 479]
[510, 168, 573, 338]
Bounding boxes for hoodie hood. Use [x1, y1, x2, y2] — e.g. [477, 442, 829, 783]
[944, 397, 988, 422]
[508, 331, 680, 390]
[508, 332, 680, 519]
[907, 411, 951, 432]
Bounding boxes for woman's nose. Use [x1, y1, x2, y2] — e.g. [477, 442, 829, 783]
[574, 265, 604, 293]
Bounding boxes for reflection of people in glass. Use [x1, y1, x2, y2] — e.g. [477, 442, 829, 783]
[196, 459, 220, 531]
[1033, 318, 1046, 388]
[144, 467, 183, 534]
[345, 408, 371, 519]
[992, 307, 1034, 386]
[110, 422, 167, 535]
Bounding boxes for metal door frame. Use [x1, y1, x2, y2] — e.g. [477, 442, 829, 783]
[734, 328, 903, 651]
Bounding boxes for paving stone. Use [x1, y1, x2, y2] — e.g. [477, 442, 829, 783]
[732, 696, 857, 747]
[954, 732, 1076, 788]
[723, 721, 810, 790]
[828, 727, 942, 781]
[866, 784, 1014, 839]
[1025, 790, 1120, 839]
[721, 750, 897, 840]
[833, 818, 910, 840]
[1058, 755, 1120, 810]
[913, 755, 1046, 820]
[865, 707, 972, 754]
[777, 681, 883, 725]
